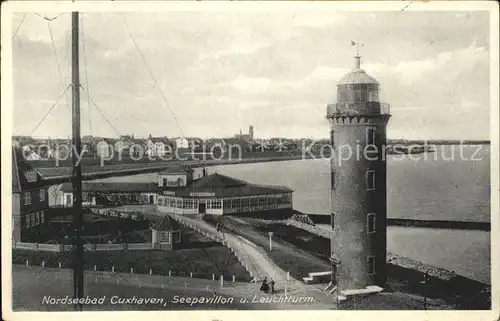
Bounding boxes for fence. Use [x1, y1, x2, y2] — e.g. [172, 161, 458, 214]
[13, 242, 154, 252]
[22, 262, 252, 287]
[14, 242, 61, 252]
[89, 207, 147, 221]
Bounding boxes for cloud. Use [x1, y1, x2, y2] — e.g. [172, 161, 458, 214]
[10, 11, 491, 140]
[231, 76, 272, 93]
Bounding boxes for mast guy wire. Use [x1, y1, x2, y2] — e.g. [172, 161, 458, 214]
[12, 13, 27, 40]
[48, 22, 72, 115]
[29, 85, 72, 136]
[80, 85, 122, 137]
[121, 15, 186, 138]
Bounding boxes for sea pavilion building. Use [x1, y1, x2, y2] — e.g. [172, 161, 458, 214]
[157, 167, 294, 216]
[56, 166, 294, 218]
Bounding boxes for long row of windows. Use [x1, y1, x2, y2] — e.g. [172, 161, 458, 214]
[158, 196, 198, 209]
[223, 194, 292, 209]
[23, 189, 46, 206]
[158, 194, 293, 210]
[337, 89, 379, 103]
[162, 178, 185, 187]
[25, 211, 45, 229]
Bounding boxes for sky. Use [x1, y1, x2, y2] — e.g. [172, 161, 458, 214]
[11, 9, 491, 140]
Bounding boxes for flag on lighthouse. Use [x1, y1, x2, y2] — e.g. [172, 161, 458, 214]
[351, 40, 356, 46]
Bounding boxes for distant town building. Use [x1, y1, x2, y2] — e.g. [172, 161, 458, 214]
[82, 135, 95, 152]
[175, 138, 189, 149]
[96, 139, 111, 158]
[234, 125, 255, 142]
[114, 139, 130, 153]
[24, 151, 41, 160]
[145, 136, 172, 156]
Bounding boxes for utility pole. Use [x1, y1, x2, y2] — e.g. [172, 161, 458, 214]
[71, 11, 84, 312]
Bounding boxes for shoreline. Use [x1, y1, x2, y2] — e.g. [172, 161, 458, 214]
[306, 214, 490, 231]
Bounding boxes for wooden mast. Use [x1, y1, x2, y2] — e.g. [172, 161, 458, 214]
[71, 11, 84, 311]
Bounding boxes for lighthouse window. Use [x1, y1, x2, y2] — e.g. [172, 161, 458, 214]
[368, 256, 376, 275]
[366, 128, 376, 145]
[354, 89, 366, 102]
[338, 90, 347, 102]
[330, 130, 335, 148]
[331, 172, 336, 190]
[366, 170, 375, 190]
[368, 90, 379, 102]
[330, 213, 335, 228]
[367, 213, 376, 234]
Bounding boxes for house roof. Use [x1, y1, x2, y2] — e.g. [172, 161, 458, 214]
[192, 173, 247, 189]
[162, 173, 293, 197]
[60, 182, 159, 193]
[12, 147, 52, 193]
[149, 137, 172, 144]
[151, 215, 181, 231]
[337, 68, 379, 86]
[12, 148, 21, 193]
[159, 166, 189, 175]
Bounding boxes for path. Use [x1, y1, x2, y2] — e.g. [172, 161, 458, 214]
[169, 214, 336, 307]
[172, 214, 284, 281]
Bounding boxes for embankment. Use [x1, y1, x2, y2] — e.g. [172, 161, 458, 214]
[228, 215, 491, 309]
[306, 214, 490, 231]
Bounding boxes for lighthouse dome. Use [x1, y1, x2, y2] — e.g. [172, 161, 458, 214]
[338, 68, 379, 86]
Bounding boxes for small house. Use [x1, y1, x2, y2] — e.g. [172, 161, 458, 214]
[150, 215, 182, 250]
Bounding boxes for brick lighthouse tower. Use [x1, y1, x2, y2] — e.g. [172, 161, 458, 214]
[326, 45, 391, 292]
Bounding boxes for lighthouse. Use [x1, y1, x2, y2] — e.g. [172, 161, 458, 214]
[326, 47, 391, 291]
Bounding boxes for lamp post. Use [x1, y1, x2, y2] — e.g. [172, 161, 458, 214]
[420, 271, 429, 310]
